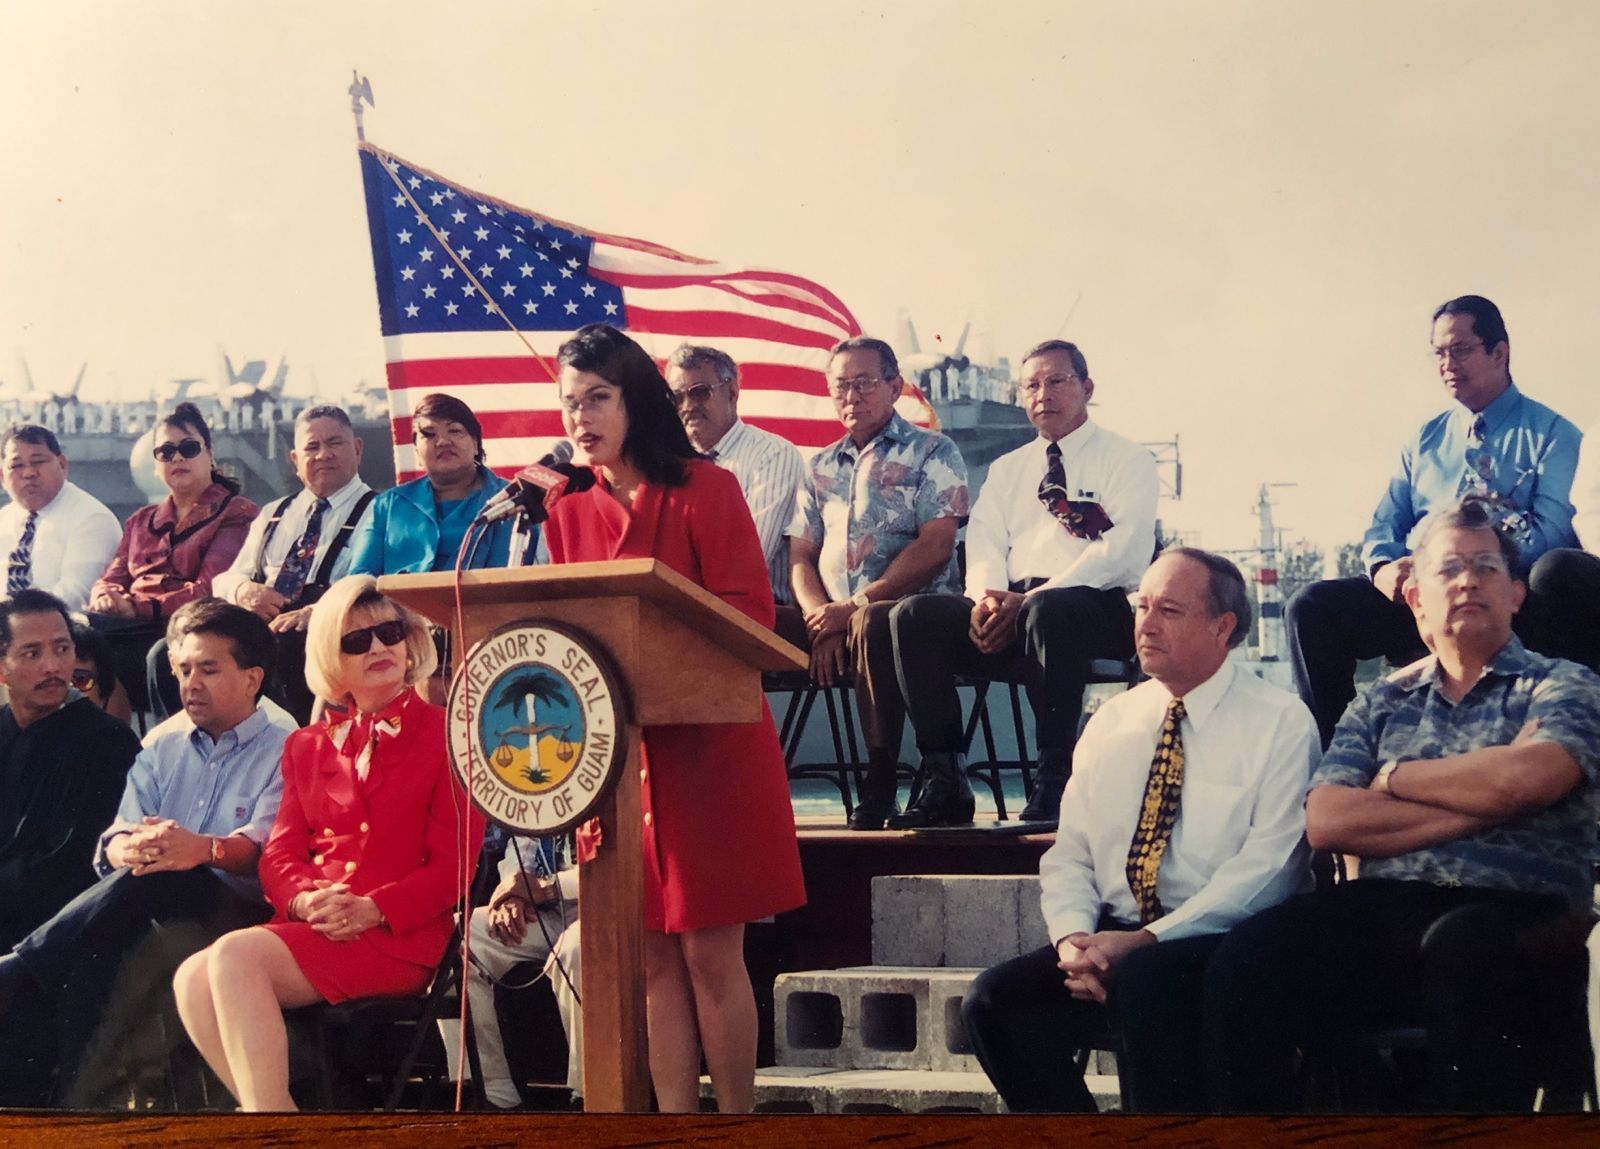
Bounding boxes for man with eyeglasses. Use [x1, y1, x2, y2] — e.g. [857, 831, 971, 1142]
[787, 336, 969, 829]
[0, 599, 290, 1106]
[0, 425, 121, 611]
[1208, 498, 1600, 1112]
[667, 344, 805, 606]
[1286, 294, 1583, 747]
[891, 340, 1159, 826]
[0, 590, 140, 953]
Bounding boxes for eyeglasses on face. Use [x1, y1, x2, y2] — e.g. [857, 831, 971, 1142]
[70, 668, 96, 692]
[1431, 341, 1485, 365]
[671, 381, 729, 408]
[1426, 552, 1509, 581]
[340, 619, 406, 655]
[829, 376, 884, 399]
[1021, 374, 1082, 395]
[152, 439, 205, 463]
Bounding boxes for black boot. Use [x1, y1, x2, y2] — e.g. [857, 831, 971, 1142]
[888, 751, 975, 829]
[848, 754, 902, 831]
[1019, 751, 1069, 823]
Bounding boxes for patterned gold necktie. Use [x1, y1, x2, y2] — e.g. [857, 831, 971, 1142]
[1126, 697, 1186, 924]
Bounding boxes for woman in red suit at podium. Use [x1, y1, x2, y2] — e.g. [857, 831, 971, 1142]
[545, 324, 806, 1113]
[172, 574, 482, 1111]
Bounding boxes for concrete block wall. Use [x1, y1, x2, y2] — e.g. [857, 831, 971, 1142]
[774, 966, 984, 1073]
[872, 874, 1049, 968]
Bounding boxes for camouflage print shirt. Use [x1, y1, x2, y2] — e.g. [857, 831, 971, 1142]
[1314, 637, 1600, 906]
[787, 412, 969, 602]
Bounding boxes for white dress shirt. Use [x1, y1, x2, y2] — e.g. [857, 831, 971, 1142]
[706, 418, 806, 603]
[964, 421, 1158, 599]
[1039, 660, 1319, 945]
[0, 481, 122, 610]
[1573, 417, 1600, 552]
[211, 475, 374, 605]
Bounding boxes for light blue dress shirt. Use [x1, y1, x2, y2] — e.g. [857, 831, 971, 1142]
[95, 706, 292, 901]
[1361, 382, 1582, 574]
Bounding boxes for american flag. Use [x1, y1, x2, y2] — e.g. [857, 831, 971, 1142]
[357, 143, 935, 480]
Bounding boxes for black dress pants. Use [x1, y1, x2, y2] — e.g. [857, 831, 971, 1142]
[1204, 879, 1591, 1113]
[892, 587, 1134, 770]
[3, 866, 268, 1105]
[962, 932, 1225, 1113]
[1524, 548, 1600, 672]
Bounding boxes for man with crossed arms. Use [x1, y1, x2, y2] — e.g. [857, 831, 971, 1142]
[962, 547, 1318, 1112]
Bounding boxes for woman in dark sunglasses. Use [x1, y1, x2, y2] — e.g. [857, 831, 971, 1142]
[173, 574, 482, 1110]
[86, 402, 259, 712]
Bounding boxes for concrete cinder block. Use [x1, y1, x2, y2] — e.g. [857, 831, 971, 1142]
[919, 967, 983, 1073]
[775, 966, 987, 1072]
[712, 1066, 1123, 1115]
[774, 971, 851, 1069]
[1018, 877, 1049, 952]
[871, 874, 946, 966]
[942, 876, 1022, 968]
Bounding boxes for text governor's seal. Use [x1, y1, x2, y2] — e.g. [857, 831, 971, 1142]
[448, 620, 629, 835]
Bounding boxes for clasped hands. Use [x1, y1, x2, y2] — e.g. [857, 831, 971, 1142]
[969, 589, 1025, 655]
[111, 816, 211, 875]
[804, 600, 859, 686]
[486, 870, 560, 945]
[291, 880, 382, 943]
[1057, 928, 1156, 1002]
[88, 586, 138, 618]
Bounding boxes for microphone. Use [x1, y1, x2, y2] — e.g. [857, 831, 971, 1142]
[478, 441, 595, 524]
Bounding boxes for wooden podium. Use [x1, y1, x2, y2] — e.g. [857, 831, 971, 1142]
[380, 559, 806, 1112]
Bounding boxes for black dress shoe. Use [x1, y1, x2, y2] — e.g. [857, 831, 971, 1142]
[888, 752, 974, 829]
[0, 952, 31, 1017]
[1019, 777, 1065, 822]
[848, 792, 901, 830]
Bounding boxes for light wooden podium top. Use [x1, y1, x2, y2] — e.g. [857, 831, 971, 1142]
[378, 558, 806, 674]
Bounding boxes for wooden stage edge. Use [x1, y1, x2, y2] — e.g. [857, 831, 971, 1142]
[0, 1111, 1592, 1148]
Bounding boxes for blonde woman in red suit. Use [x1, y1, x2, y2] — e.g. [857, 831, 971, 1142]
[172, 574, 483, 1111]
[547, 325, 806, 1112]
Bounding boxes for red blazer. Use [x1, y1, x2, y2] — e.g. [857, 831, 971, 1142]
[92, 482, 259, 619]
[259, 691, 484, 968]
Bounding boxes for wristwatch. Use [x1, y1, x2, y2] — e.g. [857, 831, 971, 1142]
[1374, 760, 1399, 795]
[849, 590, 871, 609]
[209, 836, 225, 864]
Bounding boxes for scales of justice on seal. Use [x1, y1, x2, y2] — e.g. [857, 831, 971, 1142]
[377, 560, 806, 1112]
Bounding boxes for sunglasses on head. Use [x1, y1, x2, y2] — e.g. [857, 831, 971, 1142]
[340, 619, 406, 656]
[153, 439, 205, 463]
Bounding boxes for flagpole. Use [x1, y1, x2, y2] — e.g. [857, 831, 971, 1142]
[349, 71, 374, 142]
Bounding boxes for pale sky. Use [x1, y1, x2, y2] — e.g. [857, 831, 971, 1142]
[4, 1, 1598, 560]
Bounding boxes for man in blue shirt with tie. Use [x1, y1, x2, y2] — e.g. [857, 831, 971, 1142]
[1286, 295, 1583, 746]
[0, 599, 291, 1106]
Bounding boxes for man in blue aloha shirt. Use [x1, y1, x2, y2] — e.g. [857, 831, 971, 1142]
[787, 336, 969, 829]
[1207, 497, 1599, 1112]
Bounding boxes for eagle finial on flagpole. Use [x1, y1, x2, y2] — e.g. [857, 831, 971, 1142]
[349, 71, 375, 141]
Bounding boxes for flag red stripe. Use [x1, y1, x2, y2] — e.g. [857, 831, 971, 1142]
[622, 306, 841, 349]
[598, 270, 857, 331]
[387, 356, 559, 390]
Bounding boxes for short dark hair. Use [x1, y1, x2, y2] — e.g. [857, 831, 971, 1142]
[160, 402, 241, 496]
[667, 344, 738, 386]
[71, 623, 117, 704]
[0, 424, 63, 459]
[1412, 496, 1522, 576]
[165, 598, 276, 697]
[0, 589, 72, 657]
[412, 393, 486, 464]
[1432, 295, 1509, 355]
[827, 336, 899, 382]
[1022, 339, 1090, 380]
[557, 324, 699, 486]
[1162, 546, 1252, 648]
[295, 405, 355, 434]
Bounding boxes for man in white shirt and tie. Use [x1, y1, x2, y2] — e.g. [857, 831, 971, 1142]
[0, 426, 121, 611]
[889, 340, 1158, 826]
[961, 548, 1319, 1112]
[666, 344, 806, 606]
[212, 405, 374, 721]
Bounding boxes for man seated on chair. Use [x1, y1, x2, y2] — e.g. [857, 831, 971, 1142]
[0, 591, 142, 951]
[0, 599, 291, 1106]
[0, 424, 122, 610]
[1287, 294, 1583, 747]
[464, 834, 582, 1109]
[667, 343, 805, 609]
[786, 336, 969, 828]
[962, 548, 1318, 1112]
[212, 405, 375, 724]
[1206, 497, 1600, 1113]
[890, 339, 1158, 827]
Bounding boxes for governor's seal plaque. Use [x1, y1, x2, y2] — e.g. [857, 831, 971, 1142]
[448, 620, 628, 835]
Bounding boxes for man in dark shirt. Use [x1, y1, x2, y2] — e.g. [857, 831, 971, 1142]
[0, 590, 140, 949]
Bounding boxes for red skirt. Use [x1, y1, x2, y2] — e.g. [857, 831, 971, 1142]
[260, 921, 433, 1005]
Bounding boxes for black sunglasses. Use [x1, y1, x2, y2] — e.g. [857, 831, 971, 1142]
[70, 668, 96, 692]
[153, 438, 205, 463]
[340, 619, 406, 655]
